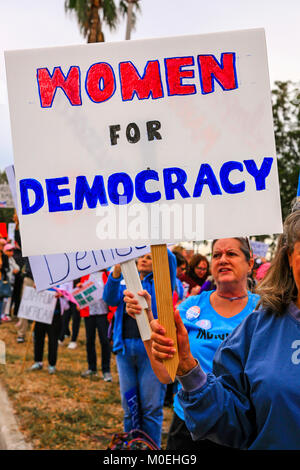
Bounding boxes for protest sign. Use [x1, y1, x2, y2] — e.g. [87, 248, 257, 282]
[5, 164, 150, 291]
[8, 223, 16, 243]
[0, 184, 14, 208]
[5, 28, 282, 256]
[18, 286, 57, 324]
[29, 245, 150, 291]
[5, 166, 17, 207]
[72, 279, 103, 308]
[250, 240, 269, 258]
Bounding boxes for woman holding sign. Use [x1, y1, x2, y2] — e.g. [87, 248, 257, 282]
[29, 289, 75, 374]
[145, 211, 300, 450]
[124, 237, 259, 449]
[103, 250, 176, 449]
[79, 271, 113, 382]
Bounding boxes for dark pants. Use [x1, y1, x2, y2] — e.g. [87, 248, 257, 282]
[84, 314, 111, 373]
[166, 412, 232, 450]
[34, 314, 62, 367]
[11, 273, 23, 317]
[59, 303, 81, 342]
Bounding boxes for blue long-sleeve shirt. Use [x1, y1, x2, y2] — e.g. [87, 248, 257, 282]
[177, 303, 300, 450]
[103, 249, 177, 355]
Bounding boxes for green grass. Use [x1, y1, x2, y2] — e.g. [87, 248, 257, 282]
[0, 317, 172, 449]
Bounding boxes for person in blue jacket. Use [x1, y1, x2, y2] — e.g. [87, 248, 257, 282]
[103, 249, 176, 448]
[124, 237, 259, 449]
[149, 209, 300, 450]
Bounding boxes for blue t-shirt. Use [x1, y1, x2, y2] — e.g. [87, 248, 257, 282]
[173, 290, 259, 420]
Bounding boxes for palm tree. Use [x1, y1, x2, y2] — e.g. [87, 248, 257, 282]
[65, 0, 140, 43]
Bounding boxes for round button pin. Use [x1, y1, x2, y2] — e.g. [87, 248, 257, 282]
[186, 305, 201, 321]
[196, 319, 212, 330]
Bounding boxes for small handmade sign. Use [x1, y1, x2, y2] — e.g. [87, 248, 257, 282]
[18, 286, 57, 324]
[250, 240, 269, 258]
[71, 279, 103, 308]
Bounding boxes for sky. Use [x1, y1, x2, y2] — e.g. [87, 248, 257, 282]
[0, 0, 300, 171]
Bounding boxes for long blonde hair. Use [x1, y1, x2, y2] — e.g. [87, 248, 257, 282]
[256, 210, 300, 315]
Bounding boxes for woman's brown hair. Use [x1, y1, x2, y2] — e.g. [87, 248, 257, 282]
[256, 210, 300, 315]
[189, 254, 209, 273]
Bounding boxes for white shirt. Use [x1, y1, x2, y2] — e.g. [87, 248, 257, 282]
[88, 272, 108, 316]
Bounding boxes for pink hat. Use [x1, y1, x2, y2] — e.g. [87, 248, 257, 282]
[4, 243, 14, 252]
[0, 238, 7, 244]
[256, 262, 271, 281]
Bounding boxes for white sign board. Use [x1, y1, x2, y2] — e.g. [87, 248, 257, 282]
[5, 166, 17, 206]
[29, 245, 150, 291]
[5, 29, 282, 256]
[250, 240, 269, 258]
[8, 223, 16, 243]
[18, 286, 57, 324]
[5, 164, 150, 291]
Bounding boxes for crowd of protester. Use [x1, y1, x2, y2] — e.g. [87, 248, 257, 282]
[1, 201, 299, 450]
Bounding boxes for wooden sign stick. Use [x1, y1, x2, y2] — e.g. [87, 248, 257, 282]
[20, 320, 35, 374]
[151, 244, 179, 382]
[121, 259, 152, 341]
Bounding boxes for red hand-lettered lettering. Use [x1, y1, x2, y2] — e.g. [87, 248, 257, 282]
[37, 66, 81, 108]
[165, 57, 196, 96]
[120, 61, 163, 101]
[198, 53, 238, 94]
[85, 63, 116, 103]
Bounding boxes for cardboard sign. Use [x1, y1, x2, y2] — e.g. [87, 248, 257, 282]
[250, 240, 269, 258]
[8, 223, 16, 243]
[18, 286, 57, 324]
[5, 166, 17, 207]
[29, 245, 150, 291]
[72, 279, 103, 308]
[5, 29, 282, 256]
[0, 184, 14, 208]
[5, 164, 150, 291]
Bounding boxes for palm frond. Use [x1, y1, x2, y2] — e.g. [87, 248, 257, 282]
[102, 0, 118, 30]
[65, 0, 90, 38]
[65, 0, 141, 41]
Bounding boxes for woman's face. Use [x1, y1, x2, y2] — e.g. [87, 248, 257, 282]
[194, 260, 208, 279]
[177, 263, 187, 278]
[211, 238, 252, 287]
[288, 240, 300, 292]
[137, 254, 153, 275]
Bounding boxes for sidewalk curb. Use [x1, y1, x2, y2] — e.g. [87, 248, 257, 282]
[0, 382, 32, 450]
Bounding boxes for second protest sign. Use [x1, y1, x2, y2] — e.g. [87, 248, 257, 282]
[18, 287, 57, 324]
